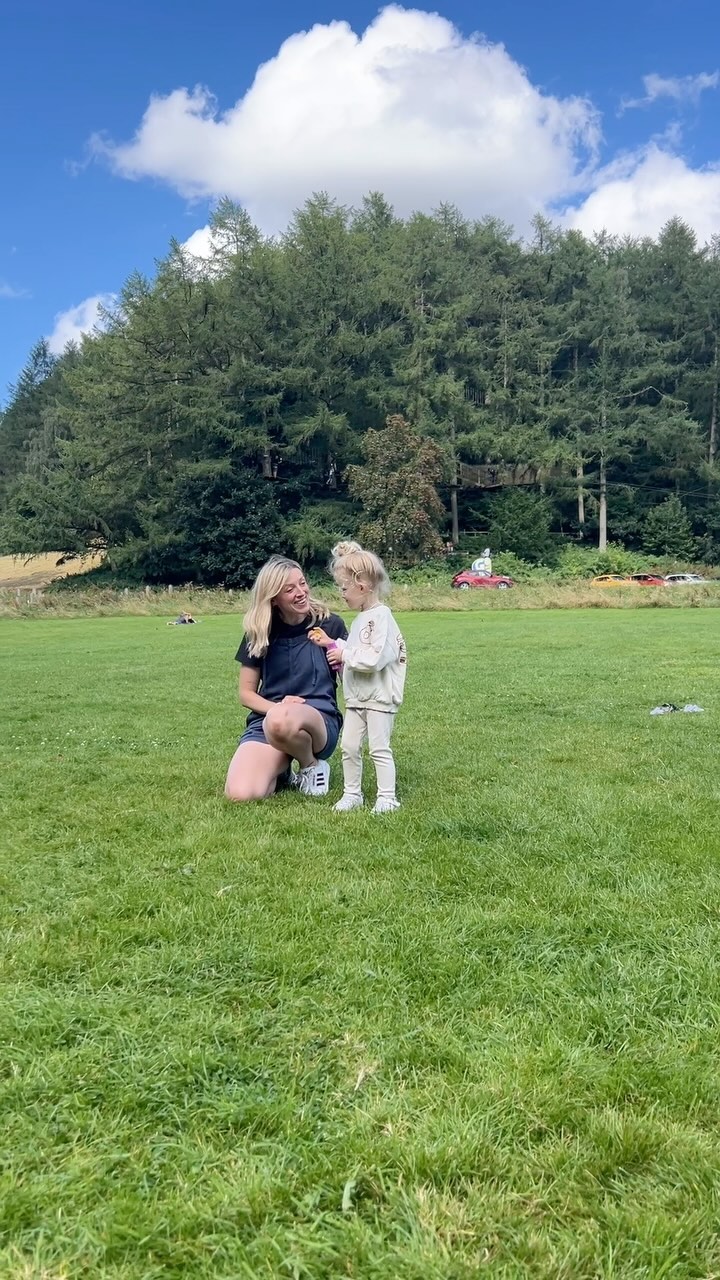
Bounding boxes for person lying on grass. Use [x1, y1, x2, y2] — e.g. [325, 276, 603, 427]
[224, 556, 347, 802]
[309, 541, 406, 814]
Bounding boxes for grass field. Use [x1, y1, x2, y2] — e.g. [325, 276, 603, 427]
[2, 610, 720, 1279]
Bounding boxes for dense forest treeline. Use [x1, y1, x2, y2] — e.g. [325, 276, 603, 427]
[1, 194, 719, 584]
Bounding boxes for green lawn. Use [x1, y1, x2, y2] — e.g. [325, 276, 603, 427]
[2, 611, 720, 1279]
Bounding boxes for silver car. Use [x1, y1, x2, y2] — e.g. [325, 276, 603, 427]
[664, 573, 707, 585]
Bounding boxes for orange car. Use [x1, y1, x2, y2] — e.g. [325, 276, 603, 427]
[590, 574, 630, 588]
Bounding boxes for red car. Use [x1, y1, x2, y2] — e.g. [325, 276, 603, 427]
[629, 573, 667, 587]
[452, 570, 515, 590]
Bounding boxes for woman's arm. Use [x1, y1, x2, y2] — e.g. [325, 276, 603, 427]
[239, 666, 305, 713]
[239, 666, 277, 715]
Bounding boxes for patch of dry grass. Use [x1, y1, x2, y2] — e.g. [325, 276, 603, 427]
[2, 579, 720, 620]
[0, 552, 105, 590]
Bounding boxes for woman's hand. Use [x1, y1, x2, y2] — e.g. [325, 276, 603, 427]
[308, 628, 334, 648]
[281, 695, 306, 705]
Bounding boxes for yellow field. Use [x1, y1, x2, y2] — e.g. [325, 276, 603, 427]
[0, 552, 104, 589]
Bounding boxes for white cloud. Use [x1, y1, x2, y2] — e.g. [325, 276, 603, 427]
[0, 280, 30, 299]
[181, 225, 214, 258]
[564, 146, 720, 243]
[47, 293, 115, 355]
[92, 4, 599, 234]
[622, 70, 719, 111]
[179, 225, 234, 280]
[85, 6, 720, 246]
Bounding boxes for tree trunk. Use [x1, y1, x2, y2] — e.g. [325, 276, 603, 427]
[449, 416, 459, 546]
[598, 451, 607, 551]
[572, 345, 586, 531]
[599, 378, 608, 550]
[450, 480, 459, 547]
[709, 334, 718, 466]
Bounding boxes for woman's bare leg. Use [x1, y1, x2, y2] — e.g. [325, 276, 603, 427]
[263, 704, 328, 767]
[224, 741, 290, 802]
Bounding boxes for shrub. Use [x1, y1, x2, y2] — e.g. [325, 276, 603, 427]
[555, 542, 652, 579]
[641, 495, 696, 560]
[490, 551, 547, 582]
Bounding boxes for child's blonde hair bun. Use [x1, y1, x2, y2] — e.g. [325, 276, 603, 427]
[330, 540, 363, 558]
[330, 540, 391, 599]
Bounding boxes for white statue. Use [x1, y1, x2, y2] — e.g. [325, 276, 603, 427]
[471, 548, 492, 577]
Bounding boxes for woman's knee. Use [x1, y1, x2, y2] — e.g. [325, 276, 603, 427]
[263, 705, 297, 745]
[224, 777, 269, 802]
[263, 705, 286, 732]
[224, 760, 274, 802]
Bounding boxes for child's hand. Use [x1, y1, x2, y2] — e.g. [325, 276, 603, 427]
[308, 627, 333, 648]
[327, 648, 343, 670]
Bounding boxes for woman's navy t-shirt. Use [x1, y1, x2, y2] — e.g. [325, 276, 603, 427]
[236, 612, 348, 732]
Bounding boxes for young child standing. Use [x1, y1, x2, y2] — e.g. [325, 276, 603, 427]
[309, 541, 406, 814]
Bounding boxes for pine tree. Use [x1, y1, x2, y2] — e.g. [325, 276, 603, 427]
[3, 194, 719, 574]
[641, 494, 696, 558]
[0, 340, 58, 506]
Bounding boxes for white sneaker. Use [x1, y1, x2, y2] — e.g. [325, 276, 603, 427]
[372, 798, 401, 814]
[333, 794, 364, 812]
[297, 760, 330, 796]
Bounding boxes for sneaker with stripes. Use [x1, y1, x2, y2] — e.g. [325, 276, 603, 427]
[296, 760, 330, 796]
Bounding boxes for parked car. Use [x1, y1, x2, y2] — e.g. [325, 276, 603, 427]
[629, 573, 667, 587]
[451, 570, 515, 590]
[590, 574, 630, 587]
[664, 573, 707, 585]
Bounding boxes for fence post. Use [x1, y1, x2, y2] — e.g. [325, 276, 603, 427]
[145, 585, 151, 598]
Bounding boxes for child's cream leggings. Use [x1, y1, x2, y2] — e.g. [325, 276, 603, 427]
[340, 707, 397, 800]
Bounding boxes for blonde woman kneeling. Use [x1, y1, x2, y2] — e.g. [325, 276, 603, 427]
[225, 556, 347, 801]
[310, 541, 406, 813]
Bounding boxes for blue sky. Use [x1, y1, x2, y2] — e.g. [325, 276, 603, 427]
[2, 0, 719, 401]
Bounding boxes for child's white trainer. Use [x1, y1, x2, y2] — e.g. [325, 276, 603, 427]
[372, 797, 400, 815]
[333, 794, 364, 812]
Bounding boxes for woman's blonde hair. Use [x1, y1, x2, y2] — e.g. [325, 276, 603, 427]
[330, 540, 390, 599]
[243, 555, 329, 657]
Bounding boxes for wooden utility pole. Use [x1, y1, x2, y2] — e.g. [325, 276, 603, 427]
[598, 450, 607, 551]
[709, 335, 718, 466]
[449, 416, 459, 546]
[576, 459, 586, 528]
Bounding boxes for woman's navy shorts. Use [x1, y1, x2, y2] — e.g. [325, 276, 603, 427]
[238, 711, 341, 761]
